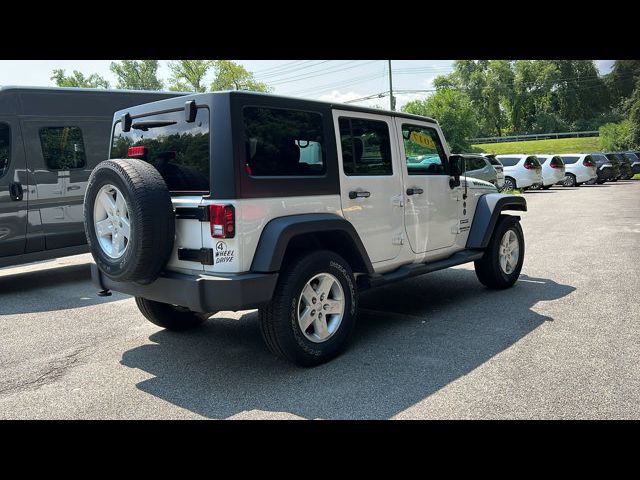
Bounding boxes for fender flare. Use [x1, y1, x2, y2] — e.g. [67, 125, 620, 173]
[466, 193, 527, 249]
[250, 213, 374, 274]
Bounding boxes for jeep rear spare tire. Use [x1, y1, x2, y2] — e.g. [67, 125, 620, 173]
[84, 159, 175, 284]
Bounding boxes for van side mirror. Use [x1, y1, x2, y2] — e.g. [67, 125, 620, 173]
[448, 155, 465, 188]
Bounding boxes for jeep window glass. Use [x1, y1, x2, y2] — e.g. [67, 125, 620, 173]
[111, 107, 210, 194]
[39, 127, 86, 170]
[486, 156, 501, 166]
[339, 117, 392, 176]
[626, 152, 638, 162]
[0, 123, 9, 178]
[496, 157, 520, 167]
[537, 156, 549, 164]
[401, 124, 446, 175]
[561, 156, 579, 165]
[243, 107, 326, 176]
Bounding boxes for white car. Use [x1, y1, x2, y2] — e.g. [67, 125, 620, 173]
[535, 155, 566, 189]
[558, 154, 597, 187]
[495, 154, 543, 190]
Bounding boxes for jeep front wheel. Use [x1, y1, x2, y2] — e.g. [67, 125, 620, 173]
[258, 250, 357, 367]
[474, 216, 524, 289]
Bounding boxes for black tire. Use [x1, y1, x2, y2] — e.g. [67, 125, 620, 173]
[258, 250, 358, 367]
[596, 179, 606, 185]
[474, 215, 525, 290]
[541, 185, 552, 190]
[84, 159, 174, 283]
[563, 174, 577, 187]
[503, 177, 516, 190]
[135, 297, 208, 331]
[612, 178, 618, 182]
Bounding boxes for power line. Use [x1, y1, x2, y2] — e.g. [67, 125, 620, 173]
[267, 61, 379, 86]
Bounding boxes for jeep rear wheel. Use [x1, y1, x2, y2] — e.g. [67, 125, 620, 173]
[135, 297, 209, 331]
[474, 216, 524, 289]
[258, 250, 357, 367]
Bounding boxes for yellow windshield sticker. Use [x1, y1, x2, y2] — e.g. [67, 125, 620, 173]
[409, 131, 436, 149]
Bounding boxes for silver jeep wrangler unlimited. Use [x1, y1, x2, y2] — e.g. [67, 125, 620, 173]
[85, 92, 526, 367]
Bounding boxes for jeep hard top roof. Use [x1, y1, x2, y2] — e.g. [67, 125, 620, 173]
[0, 86, 185, 117]
[112, 90, 438, 125]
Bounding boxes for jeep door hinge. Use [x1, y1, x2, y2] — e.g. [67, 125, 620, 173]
[391, 194, 404, 208]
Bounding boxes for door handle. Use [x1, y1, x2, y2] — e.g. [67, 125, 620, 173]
[348, 190, 371, 199]
[406, 187, 424, 195]
[67, 185, 81, 191]
[9, 182, 23, 201]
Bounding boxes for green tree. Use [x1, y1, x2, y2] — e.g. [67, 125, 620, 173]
[110, 60, 163, 90]
[210, 60, 271, 92]
[51, 69, 110, 88]
[628, 79, 640, 148]
[605, 60, 640, 110]
[168, 60, 212, 92]
[599, 120, 635, 151]
[402, 88, 479, 152]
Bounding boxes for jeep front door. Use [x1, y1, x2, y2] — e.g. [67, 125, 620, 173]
[333, 111, 403, 263]
[0, 120, 28, 260]
[395, 119, 459, 253]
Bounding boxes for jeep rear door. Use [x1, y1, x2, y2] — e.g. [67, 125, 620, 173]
[332, 110, 403, 263]
[394, 119, 459, 254]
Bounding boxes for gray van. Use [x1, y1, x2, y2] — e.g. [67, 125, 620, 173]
[0, 87, 181, 268]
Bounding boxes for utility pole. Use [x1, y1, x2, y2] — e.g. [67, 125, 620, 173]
[388, 60, 396, 111]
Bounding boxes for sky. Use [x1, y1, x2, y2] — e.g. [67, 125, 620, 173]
[0, 60, 616, 110]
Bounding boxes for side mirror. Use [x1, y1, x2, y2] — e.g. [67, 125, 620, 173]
[448, 155, 465, 188]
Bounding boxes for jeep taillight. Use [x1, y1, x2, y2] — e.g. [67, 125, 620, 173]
[209, 204, 235, 238]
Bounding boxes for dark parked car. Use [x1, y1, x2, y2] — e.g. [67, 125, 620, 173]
[0, 87, 181, 268]
[623, 152, 640, 176]
[589, 152, 619, 184]
[605, 152, 631, 180]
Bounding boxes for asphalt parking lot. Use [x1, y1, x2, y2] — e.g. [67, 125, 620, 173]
[1, 181, 639, 419]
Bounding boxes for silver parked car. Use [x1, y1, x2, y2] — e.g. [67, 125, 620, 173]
[458, 154, 502, 188]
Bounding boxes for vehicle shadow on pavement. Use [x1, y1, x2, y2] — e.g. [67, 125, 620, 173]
[120, 269, 575, 419]
[0, 263, 125, 315]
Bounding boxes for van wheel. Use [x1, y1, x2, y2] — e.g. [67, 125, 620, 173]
[258, 250, 357, 367]
[474, 216, 524, 289]
[541, 185, 552, 190]
[503, 177, 516, 190]
[563, 174, 577, 187]
[135, 297, 209, 331]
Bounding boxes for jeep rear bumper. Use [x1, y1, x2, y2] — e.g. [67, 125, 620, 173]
[91, 264, 278, 313]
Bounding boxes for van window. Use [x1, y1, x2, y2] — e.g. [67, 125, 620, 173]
[39, 126, 86, 170]
[497, 157, 521, 167]
[111, 107, 210, 193]
[402, 124, 446, 175]
[0, 123, 9, 178]
[340, 118, 393, 176]
[243, 107, 326, 176]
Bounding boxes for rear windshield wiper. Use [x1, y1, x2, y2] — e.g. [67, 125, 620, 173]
[131, 120, 177, 131]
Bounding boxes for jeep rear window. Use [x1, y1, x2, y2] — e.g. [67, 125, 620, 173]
[497, 157, 520, 167]
[561, 156, 579, 165]
[486, 156, 501, 166]
[242, 107, 326, 176]
[110, 107, 210, 194]
[625, 152, 638, 162]
[591, 154, 608, 163]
